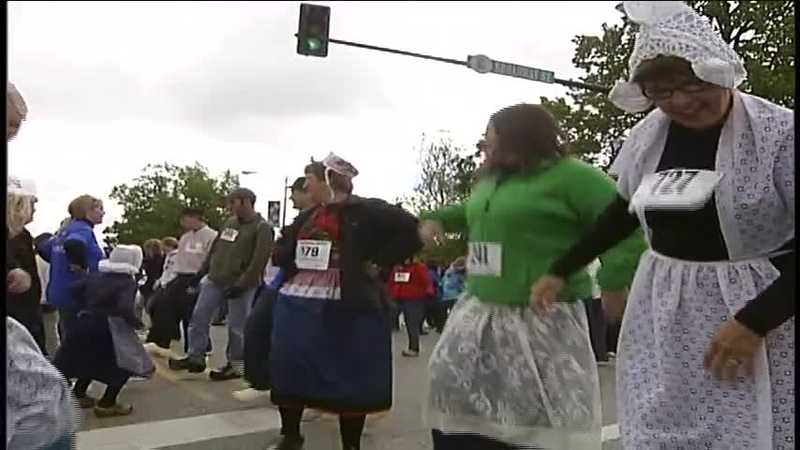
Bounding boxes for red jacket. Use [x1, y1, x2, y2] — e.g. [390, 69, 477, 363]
[388, 262, 434, 301]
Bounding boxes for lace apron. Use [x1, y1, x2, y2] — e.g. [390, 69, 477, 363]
[425, 295, 603, 449]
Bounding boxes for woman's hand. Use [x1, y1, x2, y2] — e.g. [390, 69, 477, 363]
[601, 289, 628, 322]
[530, 275, 565, 314]
[704, 318, 763, 381]
[7, 269, 32, 294]
[419, 220, 444, 247]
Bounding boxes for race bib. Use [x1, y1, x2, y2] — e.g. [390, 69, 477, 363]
[295, 240, 332, 271]
[186, 242, 205, 254]
[631, 169, 723, 211]
[394, 272, 411, 283]
[467, 242, 502, 277]
[220, 228, 239, 242]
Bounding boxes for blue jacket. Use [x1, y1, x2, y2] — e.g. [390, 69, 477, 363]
[441, 266, 466, 302]
[39, 220, 104, 309]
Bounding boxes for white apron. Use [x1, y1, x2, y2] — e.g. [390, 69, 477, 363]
[618, 251, 794, 449]
[425, 294, 602, 449]
[612, 92, 795, 449]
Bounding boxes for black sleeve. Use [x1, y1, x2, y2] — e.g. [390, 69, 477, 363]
[549, 194, 641, 278]
[734, 241, 795, 337]
[63, 239, 88, 269]
[365, 200, 423, 268]
[273, 207, 316, 271]
[69, 278, 90, 310]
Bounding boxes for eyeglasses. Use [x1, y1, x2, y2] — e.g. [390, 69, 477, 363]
[642, 80, 715, 101]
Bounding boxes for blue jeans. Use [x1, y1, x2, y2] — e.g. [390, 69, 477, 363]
[397, 300, 426, 352]
[187, 278, 255, 370]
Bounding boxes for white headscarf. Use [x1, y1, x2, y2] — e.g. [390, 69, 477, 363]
[7, 176, 37, 197]
[608, 0, 748, 113]
[99, 245, 143, 276]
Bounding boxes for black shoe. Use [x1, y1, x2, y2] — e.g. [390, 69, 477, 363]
[420, 330, 429, 336]
[211, 318, 226, 326]
[264, 435, 304, 450]
[168, 357, 206, 373]
[209, 364, 241, 381]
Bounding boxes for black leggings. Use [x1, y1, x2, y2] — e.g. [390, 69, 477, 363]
[74, 378, 127, 407]
[279, 407, 366, 449]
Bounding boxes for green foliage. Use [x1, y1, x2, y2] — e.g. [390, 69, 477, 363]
[402, 133, 479, 266]
[104, 163, 239, 246]
[543, 0, 795, 170]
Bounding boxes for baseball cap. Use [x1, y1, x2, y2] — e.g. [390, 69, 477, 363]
[226, 187, 257, 204]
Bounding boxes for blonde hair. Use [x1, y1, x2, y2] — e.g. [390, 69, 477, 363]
[7, 193, 34, 238]
[142, 238, 164, 258]
[68, 195, 102, 221]
[162, 237, 179, 250]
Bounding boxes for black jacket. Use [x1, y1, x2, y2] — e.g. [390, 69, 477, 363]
[139, 255, 165, 299]
[6, 229, 42, 323]
[274, 196, 422, 309]
[71, 271, 143, 329]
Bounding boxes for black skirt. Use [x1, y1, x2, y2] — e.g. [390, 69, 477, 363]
[53, 312, 132, 386]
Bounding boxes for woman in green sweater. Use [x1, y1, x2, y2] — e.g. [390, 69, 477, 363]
[420, 104, 645, 450]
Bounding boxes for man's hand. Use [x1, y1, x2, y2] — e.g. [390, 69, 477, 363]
[7, 269, 32, 294]
[224, 286, 245, 299]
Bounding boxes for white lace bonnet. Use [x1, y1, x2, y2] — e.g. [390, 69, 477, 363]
[608, 1, 748, 113]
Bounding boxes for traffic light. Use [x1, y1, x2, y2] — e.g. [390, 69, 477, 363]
[296, 3, 330, 57]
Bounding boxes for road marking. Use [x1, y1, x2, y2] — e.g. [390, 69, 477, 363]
[602, 423, 620, 441]
[77, 406, 281, 450]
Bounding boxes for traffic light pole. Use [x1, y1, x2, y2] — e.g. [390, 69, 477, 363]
[321, 36, 610, 94]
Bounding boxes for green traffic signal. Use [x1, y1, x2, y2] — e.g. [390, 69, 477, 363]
[297, 4, 330, 57]
[306, 38, 322, 51]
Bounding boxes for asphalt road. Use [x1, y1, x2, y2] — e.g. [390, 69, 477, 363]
[76, 324, 621, 450]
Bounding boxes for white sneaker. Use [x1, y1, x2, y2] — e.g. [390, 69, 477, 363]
[144, 343, 173, 358]
[232, 387, 269, 402]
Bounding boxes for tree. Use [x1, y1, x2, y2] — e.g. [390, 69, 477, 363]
[542, 0, 795, 170]
[104, 163, 239, 246]
[402, 133, 480, 266]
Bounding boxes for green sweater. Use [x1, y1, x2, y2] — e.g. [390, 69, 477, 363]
[207, 213, 274, 289]
[421, 158, 646, 307]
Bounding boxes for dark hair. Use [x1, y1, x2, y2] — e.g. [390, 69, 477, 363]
[480, 104, 565, 178]
[227, 188, 257, 206]
[291, 177, 307, 192]
[180, 207, 204, 219]
[304, 162, 353, 194]
[632, 55, 698, 85]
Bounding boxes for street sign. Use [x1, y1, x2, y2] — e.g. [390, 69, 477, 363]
[468, 54, 555, 84]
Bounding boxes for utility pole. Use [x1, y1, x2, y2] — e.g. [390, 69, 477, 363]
[281, 176, 289, 228]
[295, 3, 610, 94]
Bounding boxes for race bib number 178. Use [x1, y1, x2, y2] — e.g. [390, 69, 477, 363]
[467, 242, 502, 277]
[295, 240, 332, 271]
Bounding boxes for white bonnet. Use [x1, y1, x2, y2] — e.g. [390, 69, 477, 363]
[7, 176, 37, 197]
[608, 1, 747, 113]
[101, 245, 144, 275]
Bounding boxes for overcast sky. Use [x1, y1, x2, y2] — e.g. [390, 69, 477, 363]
[8, 1, 623, 241]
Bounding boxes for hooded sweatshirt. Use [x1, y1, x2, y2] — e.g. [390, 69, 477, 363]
[207, 213, 274, 289]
